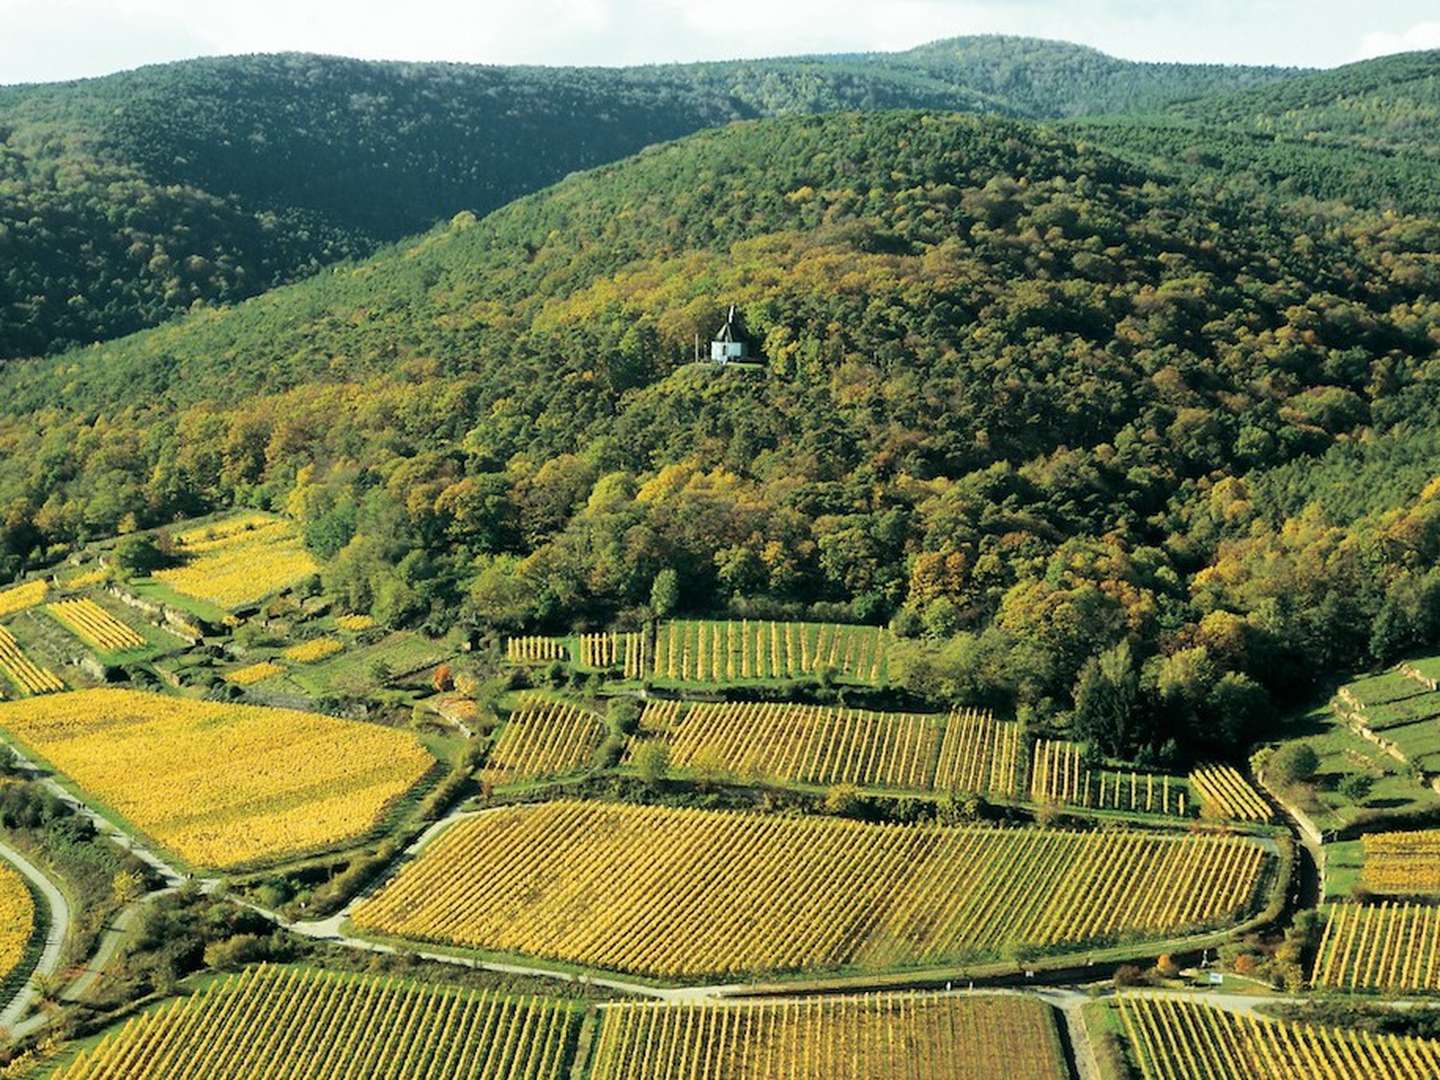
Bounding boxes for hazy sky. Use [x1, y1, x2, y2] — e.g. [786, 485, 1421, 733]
[3, 0, 1439, 86]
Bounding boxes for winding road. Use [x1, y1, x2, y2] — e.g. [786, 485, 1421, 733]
[0, 839, 69, 1031]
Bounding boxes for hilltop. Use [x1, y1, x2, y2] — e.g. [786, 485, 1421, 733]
[1, 109, 1437, 760]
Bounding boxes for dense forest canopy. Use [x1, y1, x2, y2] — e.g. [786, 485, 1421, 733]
[0, 37, 1305, 360]
[2, 109, 1438, 764]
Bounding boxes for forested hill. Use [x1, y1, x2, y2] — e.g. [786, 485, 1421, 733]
[2, 110, 1439, 761]
[1070, 50, 1440, 215]
[0, 38, 1298, 360]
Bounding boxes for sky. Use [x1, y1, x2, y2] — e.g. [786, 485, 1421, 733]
[2, 0, 1439, 86]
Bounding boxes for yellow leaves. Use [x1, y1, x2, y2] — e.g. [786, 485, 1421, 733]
[0, 580, 48, 619]
[281, 638, 343, 664]
[156, 513, 318, 610]
[0, 689, 432, 870]
[0, 861, 33, 986]
[47, 599, 145, 652]
[336, 614, 375, 632]
[225, 662, 283, 685]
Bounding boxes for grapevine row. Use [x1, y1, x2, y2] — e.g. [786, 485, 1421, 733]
[0, 625, 63, 695]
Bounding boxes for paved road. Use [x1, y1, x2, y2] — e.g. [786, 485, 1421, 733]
[0, 839, 69, 1031]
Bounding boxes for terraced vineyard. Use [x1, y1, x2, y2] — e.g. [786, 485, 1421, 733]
[0, 580, 49, 619]
[50, 965, 578, 1079]
[1189, 765, 1270, 822]
[590, 993, 1067, 1079]
[1030, 739, 1185, 816]
[482, 696, 607, 784]
[1120, 994, 1440, 1078]
[0, 625, 63, 695]
[0, 858, 35, 986]
[0, 689, 434, 869]
[654, 700, 944, 790]
[933, 709, 1022, 798]
[1361, 829, 1440, 894]
[505, 636, 569, 663]
[1311, 902, 1440, 991]
[578, 631, 645, 676]
[225, 660, 284, 685]
[155, 513, 319, 610]
[46, 598, 146, 652]
[650, 620, 892, 685]
[282, 637, 344, 663]
[351, 801, 1271, 980]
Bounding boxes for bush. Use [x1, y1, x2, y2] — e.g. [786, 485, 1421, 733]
[607, 696, 641, 737]
[1114, 964, 1145, 988]
[632, 739, 670, 786]
[1338, 773, 1374, 803]
[1268, 743, 1320, 786]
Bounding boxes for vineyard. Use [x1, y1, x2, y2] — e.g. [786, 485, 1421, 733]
[350, 801, 1270, 980]
[505, 636, 569, 664]
[155, 514, 319, 610]
[1311, 902, 1440, 991]
[225, 660, 284, 685]
[482, 695, 607, 784]
[652, 700, 944, 791]
[1119, 994, 1440, 1078]
[0, 580, 47, 620]
[46, 598, 146, 652]
[0, 625, 63, 695]
[0, 859, 34, 986]
[49, 964, 578, 1079]
[336, 613, 376, 632]
[589, 993, 1067, 1079]
[0, 689, 433, 869]
[650, 620, 892, 685]
[283, 637, 345, 663]
[933, 709, 1022, 798]
[1361, 829, 1440, 894]
[1189, 765, 1270, 822]
[1030, 740, 1186, 816]
[578, 631, 646, 676]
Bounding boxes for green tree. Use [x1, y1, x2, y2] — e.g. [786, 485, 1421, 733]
[1268, 743, 1320, 787]
[632, 739, 670, 786]
[650, 568, 680, 619]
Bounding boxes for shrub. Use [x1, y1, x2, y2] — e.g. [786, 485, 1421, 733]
[1268, 743, 1320, 786]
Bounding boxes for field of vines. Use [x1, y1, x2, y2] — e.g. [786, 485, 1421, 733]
[1119, 994, 1440, 1079]
[1360, 829, 1440, 894]
[933, 709, 1022, 798]
[589, 993, 1067, 1080]
[0, 580, 48, 619]
[0, 625, 63, 695]
[155, 514, 319, 610]
[505, 636, 569, 664]
[283, 637, 344, 663]
[46, 598, 145, 652]
[225, 660, 284, 685]
[49, 964, 578, 1079]
[351, 801, 1270, 980]
[0, 689, 433, 869]
[1311, 902, 1440, 991]
[482, 695, 607, 784]
[1189, 765, 1270, 822]
[1030, 740, 1186, 816]
[650, 620, 892, 685]
[577, 631, 645, 676]
[0, 858, 34, 986]
[652, 700, 944, 791]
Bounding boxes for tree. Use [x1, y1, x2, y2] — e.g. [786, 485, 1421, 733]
[113, 533, 171, 576]
[650, 569, 680, 619]
[1268, 743, 1320, 787]
[606, 696, 641, 737]
[632, 739, 670, 786]
[823, 783, 860, 816]
[113, 868, 145, 905]
[1338, 773, 1374, 804]
[1072, 641, 1138, 756]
